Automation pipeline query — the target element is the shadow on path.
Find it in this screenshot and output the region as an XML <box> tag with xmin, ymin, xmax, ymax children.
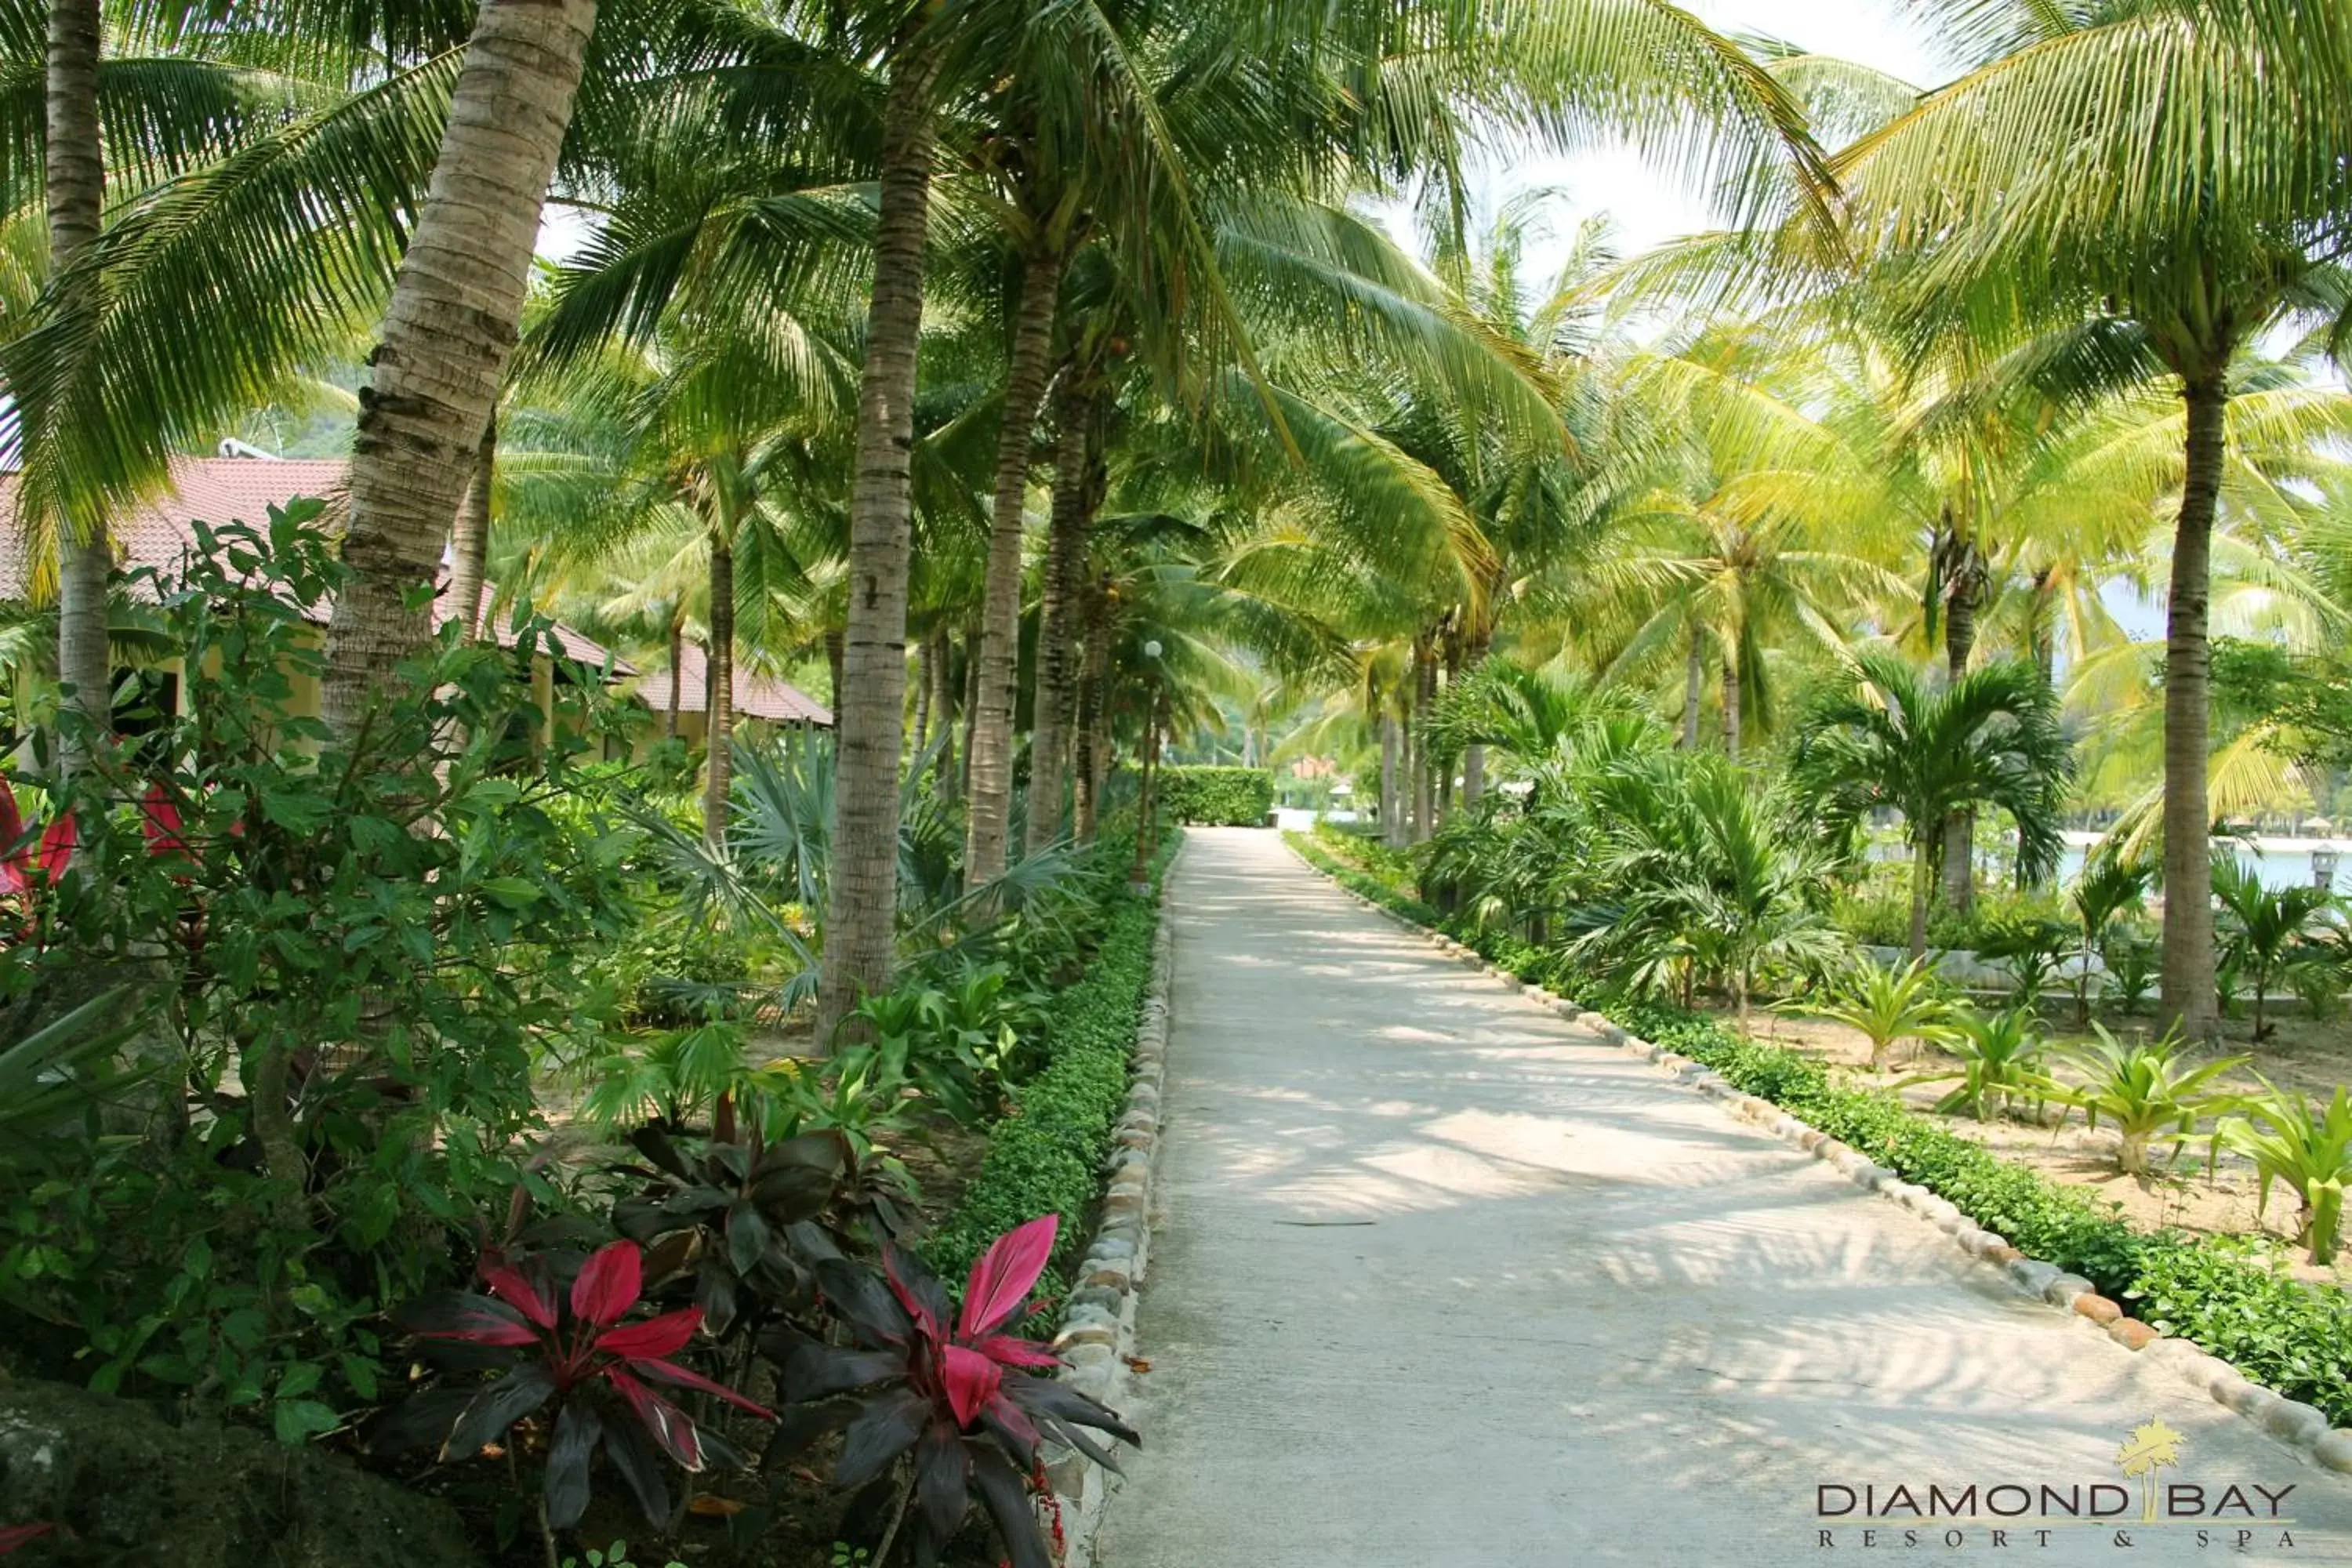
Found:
<box><xmin>1091</xmin><ymin>829</ymin><xmax>2349</xmax><ymax>1568</ymax></box>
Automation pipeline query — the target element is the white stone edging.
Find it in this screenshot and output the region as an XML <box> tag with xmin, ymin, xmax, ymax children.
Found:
<box><xmin>1284</xmin><ymin>842</ymin><xmax>2352</xmax><ymax>1477</ymax></box>
<box><xmin>1047</xmin><ymin>834</ymin><xmax>1181</xmax><ymax>1560</ymax></box>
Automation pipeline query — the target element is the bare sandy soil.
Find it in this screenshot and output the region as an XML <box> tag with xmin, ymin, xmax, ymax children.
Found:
<box><xmin>1731</xmin><ymin>1004</ymin><xmax>2352</xmax><ymax>1288</ymax></box>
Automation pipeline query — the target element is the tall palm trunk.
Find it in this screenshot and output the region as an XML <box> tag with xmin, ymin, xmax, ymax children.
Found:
<box><xmin>1380</xmin><ymin>712</ymin><xmax>1403</xmax><ymax>848</ymax></box>
<box><xmin>1941</xmin><ymin>551</ymin><xmax>1980</xmax><ymax>912</ymax></box>
<box><xmin>1025</xmin><ymin>385</ymin><xmax>1090</xmax><ymax>855</ymax></box>
<box><xmin>1680</xmin><ymin>626</ymin><xmax>1704</xmax><ymax>749</ymax></box>
<box><xmin>825</xmin><ymin>626</ymin><xmax>844</xmax><ymax>715</ymax></box>
<box><xmin>447</xmin><ymin>416</ymin><xmax>495</xmax><ymax>641</ymax></box>
<box><xmin>1721</xmin><ymin>650</ymin><xmax>1741</xmax><ymax>764</ymax></box>
<box><xmin>702</xmin><ymin>530</ymin><xmax>734</xmax><ymax>840</ymax></box>
<box><xmin>911</xmin><ymin>630</ymin><xmax>931</xmax><ymax>753</ymax></box>
<box><xmin>1460</xmin><ymin>630</ymin><xmax>1489</xmax><ymax>808</ymax></box>
<box><xmin>662</xmin><ymin>615</ymin><xmax>683</xmax><ymax>739</ymax></box>
<box><xmin>321</xmin><ymin>0</ymin><xmax>596</xmax><ymax>735</ymax></box>
<box><xmin>959</xmin><ymin>615</ymin><xmax>979</xmax><ymax>802</ymax></box>
<box><xmin>927</xmin><ymin>624</ymin><xmax>956</xmax><ymax>791</ymax></box>
<box><xmin>47</xmin><ymin>0</ymin><xmax>107</xmax><ymax>765</ymax></box>
<box><xmin>817</xmin><ymin>38</ymin><xmax>939</xmax><ymax>1043</ymax></box>
<box><xmin>1909</xmin><ymin>834</ymin><xmax>1933</xmax><ymax>962</ymax></box>
<box><xmin>2028</xmin><ymin>564</ymin><xmax>2058</xmax><ymax>688</ymax></box>
<box><xmin>2161</xmin><ymin>369</ymin><xmax>2229</xmax><ymax>1039</ymax></box>
<box><xmin>965</xmin><ymin>249</ymin><xmax>1067</xmax><ymax>887</ymax></box>
<box><xmin>1411</xmin><ymin>637</ymin><xmax>1436</xmax><ymax>844</ymax></box>
<box><xmin>1074</xmin><ymin>590</ymin><xmax>1108</xmax><ymax>844</ymax></box>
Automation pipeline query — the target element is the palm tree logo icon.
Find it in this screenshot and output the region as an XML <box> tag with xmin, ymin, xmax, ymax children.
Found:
<box><xmin>2116</xmin><ymin>1419</ymin><xmax>2187</xmax><ymax>1523</ymax></box>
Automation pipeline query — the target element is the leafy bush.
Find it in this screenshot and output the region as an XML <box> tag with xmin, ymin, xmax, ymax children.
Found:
<box><xmin>382</xmin><ymin>1240</ymin><xmax>774</xmax><ymax>1530</ymax></box>
<box><xmin>1154</xmin><ymin>766</ymin><xmax>1273</xmax><ymax>826</ymax></box>
<box><xmin>926</xmin><ymin>834</ymin><xmax>1176</xmax><ymax>1293</ymax></box>
<box><xmin>764</xmin><ymin>1216</ymin><xmax>1135</xmax><ymax>1567</ymax></box>
<box><xmin>2052</xmin><ymin>1025</ymin><xmax>2242</xmax><ymax>1177</ymax></box>
<box><xmin>1790</xmin><ymin>956</ymin><xmax>1956</xmax><ymax>1075</ymax></box>
<box><xmin>0</xmin><ymin>512</ymin><xmax>653</xmax><ymax>1433</ymax></box>
<box><xmin>1901</xmin><ymin>1007</ymin><xmax>2057</xmax><ymax>1120</ymax></box>
<box><xmin>2218</xmin><ymin>1083</ymin><xmax>2352</xmax><ymax>1265</ymax></box>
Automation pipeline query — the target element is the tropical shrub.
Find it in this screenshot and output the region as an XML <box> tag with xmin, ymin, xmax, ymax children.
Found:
<box><xmin>2069</xmin><ymin>857</ymin><xmax>2151</xmax><ymax>1025</ymax></box>
<box><xmin>2212</xmin><ymin>855</ymin><xmax>2337</xmax><ymax>1040</ymax></box>
<box><xmin>1153</xmin><ymin>766</ymin><xmax>1274</xmax><ymax>826</ymax></box>
<box><xmin>1570</xmin><ymin>753</ymin><xmax>1849</xmax><ymax>1022</ymax></box>
<box><xmin>2218</xmin><ymin>1083</ymin><xmax>2352</xmax><ymax>1265</ymax></box>
<box><xmin>1974</xmin><ymin>913</ymin><xmax>2079</xmax><ymax>1011</ymax></box>
<box><xmin>0</xmin><ymin>517</ymin><xmax>652</xmax><ymax>1431</ymax></box>
<box><xmin>1902</xmin><ymin>1007</ymin><xmax>2056</xmax><ymax>1121</ymax></box>
<box><xmin>1791</xmin><ymin>654</ymin><xmax>2071</xmax><ymax>957</ymax></box>
<box><xmin>764</xmin><ymin>1217</ymin><xmax>1137</xmax><ymax>1568</ymax></box>
<box><xmin>1792</xmin><ymin>956</ymin><xmax>1956</xmax><ymax>1075</ymax></box>
<box><xmin>608</xmin><ymin>1118</ymin><xmax>853</xmax><ymax>1340</ymax></box>
<box><xmin>2051</xmin><ymin>1025</ymin><xmax>2244</xmax><ymax>1177</ymax></box>
<box><xmin>383</xmin><ymin>1240</ymin><xmax>774</xmax><ymax>1529</ymax></box>
<box><xmin>2101</xmin><ymin>933</ymin><xmax>2159</xmax><ymax>1014</ymax></box>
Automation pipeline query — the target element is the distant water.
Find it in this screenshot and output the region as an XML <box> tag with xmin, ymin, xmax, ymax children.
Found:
<box><xmin>2057</xmin><ymin>832</ymin><xmax>2346</xmax><ymax>894</ymax></box>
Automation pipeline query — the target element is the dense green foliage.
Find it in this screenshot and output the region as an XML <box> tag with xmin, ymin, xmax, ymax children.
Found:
<box><xmin>1291</xmin><ymin>827</ymin><xmax>2352</xmax><ymax>1425</ymax></box>
<box><xmin>927</xmin><ymin>832</ymin><xmax>1175</xmax><ymax>1297</ymax></box>
<box><xmin>1154</xmin><ymin>767</ymin><xmax>1275</xmax><ymax>826</ymax></box>
<box><xmin>1</xmin><ymin>515</ymin><xmax>643</xmax><ymax>1436</ymax></box>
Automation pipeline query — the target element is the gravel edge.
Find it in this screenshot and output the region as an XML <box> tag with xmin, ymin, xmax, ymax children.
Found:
<box><xmin>1294</xmin><ymin>843</ymin><xmax>2352</xmax><ymax>1477</ymax></box>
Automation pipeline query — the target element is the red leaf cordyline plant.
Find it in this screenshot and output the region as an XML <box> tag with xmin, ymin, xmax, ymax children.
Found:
<box><xmin>764</xmin><ymin>1215</ymin><xmax>1137</xmax><ymax>1566</ymax></box>
<box><xmin>0</xmin><ymin>1523</ymin><xmax>54</xmax><ymax>1555</ymax></box>
<box><xmin>0</xmin><ymin>779</ymin><xmax>74</xmax><ymax>895</ymax></box>
<box><xmin>383</xmin><ymin>1240</ymin><xmax>774</xmax><ymax>1529</ymax></box>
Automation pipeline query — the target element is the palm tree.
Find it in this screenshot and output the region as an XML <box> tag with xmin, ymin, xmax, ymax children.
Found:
<box><xmin>1792</xmin><ymin>652</ymin><xmax>2074</xmax><ymax>960</ymax></box>
<box><xmin>2212</xmin><ymin>854</ymin><xmax>2336</xmax><ymax>1041</ymax></box>
<box><xmin>1573</xmin><ymin>753</ymin><xmax>1849</xmax><ymax>1025</ymax></box>
<box><xmin>1830</xmin><ymin>0</ymin><xmax>2352</xmax><ymax>1035</ymax></box>
<box><xmin>320</xmin><ymin>0</ymin><xmax>599</xmax><ymax>732</ymax></box>
<box><xmin>2070</xmin><ymin>855</ymin><xmax>2152</xmax><ymax>1027</ymax></box>
<box><xmin>44</xmin><ymin>0</ymin><xmax>105</xmax><ymax>760</ymax></box>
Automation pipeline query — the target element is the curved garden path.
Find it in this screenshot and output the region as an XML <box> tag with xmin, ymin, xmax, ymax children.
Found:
<box><xmin>1091</xmin><ymin>828</ymin><xmax>2350</xmax><ymax>1566</ymax></box>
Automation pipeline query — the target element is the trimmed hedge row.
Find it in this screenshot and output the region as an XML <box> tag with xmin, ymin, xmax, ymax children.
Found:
<box><xmin>927</xmin><ymin>835</ymin><xmax>1177</xmax><ymax>1298</ymax></box>
<box><xmin>1156</xmin><ymin>766</ymin><xmax>1273</xmax><ymax>826</ymax></box>
<box><xmin>1284</xmin><ymin>830</ymin><xmax>2352</xmax><ymax>1425</ymax></box>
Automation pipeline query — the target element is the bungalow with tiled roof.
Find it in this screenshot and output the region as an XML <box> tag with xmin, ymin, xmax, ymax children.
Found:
<box><xmin>632</xmin><ymin>641</ymin><xmax>833</xmax><ymax>749</ymax></box>
<box><xmin>0</xmin><ymin>452</ymin><xmax>631</xmax><ymax>739</ymax></box>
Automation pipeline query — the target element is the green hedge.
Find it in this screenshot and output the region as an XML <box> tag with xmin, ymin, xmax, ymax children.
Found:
<box><xmin>927</xmin><ymin>833</ymin><xmax>1178</xmax><ymax>1298</ymax></box>
<box><xmin>1156</xmin><ymin>767</ymin><xmax>1273</xmax><ymax>826</ymax></box>
<box><xmin>1288</xmin><ymin>831</ymin><xmax>2352</xmax><ymax>1425</ymax></box>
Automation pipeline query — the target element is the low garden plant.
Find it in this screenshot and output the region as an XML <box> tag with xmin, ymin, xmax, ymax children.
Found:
<box><xmin>2217</xmin><ymin>1083</ymin><xmax>2352</xmax><ymax>1265</ymax></box>
<box><xmin>1791</xmin><ymin>956</ymin><xmax>1956</xmax><ymax>1076</ymax></box>
<box><xmin>2051</xmin><ymin>1025</ymin><xmax>2244</xmax><ymax>1178</ymax></box>
<box><xmin>1900</xmin><ymin>1007</ymin><xmax>2057</xmax><ymax>1121</ymax></box>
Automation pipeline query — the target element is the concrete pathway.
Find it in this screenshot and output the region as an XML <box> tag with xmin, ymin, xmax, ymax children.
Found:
<box><xmin>1092</xmin><ymin>829</ymin><xmax>2352</xmax><ymax>1567</ymax></box>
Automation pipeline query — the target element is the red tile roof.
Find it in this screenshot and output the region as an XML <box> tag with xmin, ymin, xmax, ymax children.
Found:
<box><xmin>633</xmin><ymin>639</ymin><xmax>833</xmax><ymax>726</ymax></box>
<box><xmin>0</xmin><ymin>456</ymin><xmax>630</xmax><ymax>673</ymax></box>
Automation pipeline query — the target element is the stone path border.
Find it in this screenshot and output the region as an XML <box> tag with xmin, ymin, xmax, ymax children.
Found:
<box><xmin>1294</xmin><ymin>843</ymin><xmax>2352</xmax><ymax>1478</ymax></box>
<box><xmin>1045</xmin><ymin>835</ymin><xmax>1180</xmax><ymax>1559</ymax></box>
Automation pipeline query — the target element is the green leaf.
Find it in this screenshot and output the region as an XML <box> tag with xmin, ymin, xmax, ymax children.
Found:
<box><xmin>339</xmin><ymin>1354</ymin><xmax>379</xmax><ymax>1401</ymax></box>
<box><xmin>480</xmin><ymin>877</ymin><xmax>543</xmax><ymax>909</ymax></box>
<box><xmin>271</xmin><ymin>1398</ymin><xmax>340</xmax><ymax>1446</ymax></box>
